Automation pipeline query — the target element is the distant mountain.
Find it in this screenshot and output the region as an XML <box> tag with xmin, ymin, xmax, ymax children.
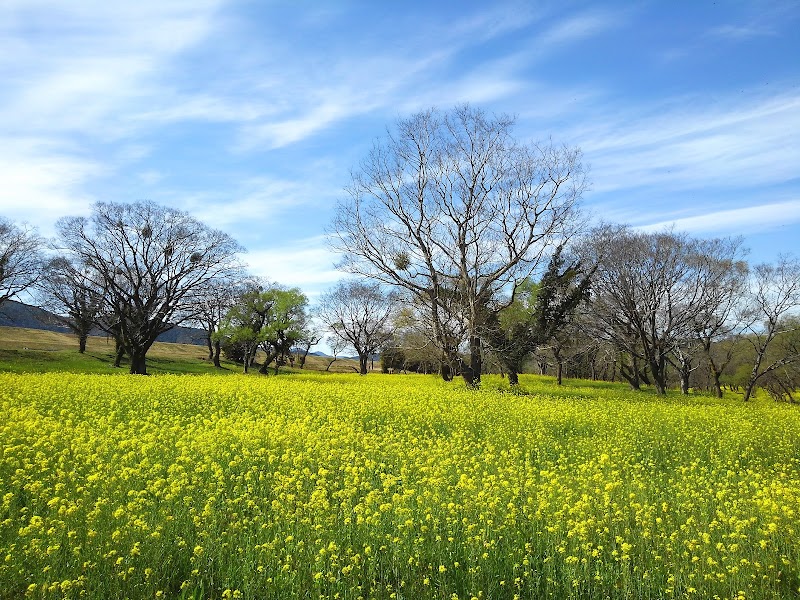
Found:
<box><xmin>307</xmin><ymin>350</ymin><xmax>377</xmax><ymax>361</ymax></box>
<box><xmin>309</xmin><ymin>351</ymin><xmax>358</xmax><ymax>359</ymax></box>
<box><xmin>0</xmin><ymin>300</ymin><xmax>70</xmax><ymax>333</ymax></box>
<box><xmin>0</xmin><ymin>300</ymin><xmax>207</xmax><ymax>346</ymax></box>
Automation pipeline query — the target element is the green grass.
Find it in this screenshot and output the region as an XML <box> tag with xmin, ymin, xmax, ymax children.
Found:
<box><xmin>0</xmin><ymin>326</ymin><xmax>361</xmax><ymax>375</ymax></box>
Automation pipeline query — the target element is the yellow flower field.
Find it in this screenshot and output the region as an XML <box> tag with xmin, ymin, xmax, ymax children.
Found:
<box><xmin>1</xmin><ymin>372</ymin><xmax>798</xmax><ymax>599</ymax></box>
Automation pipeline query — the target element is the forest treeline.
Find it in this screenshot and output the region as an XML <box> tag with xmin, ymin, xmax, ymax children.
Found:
<box><xmin>1</xmin><ymin>105</ymin><xmax>798</xmax><ymax>397</ymax></box>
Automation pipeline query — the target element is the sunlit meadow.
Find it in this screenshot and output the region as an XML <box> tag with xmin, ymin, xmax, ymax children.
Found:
<box><xmin>1</xmin><ymin>372</ymin><xmax>799</xmax><ymax>599</ymax></box>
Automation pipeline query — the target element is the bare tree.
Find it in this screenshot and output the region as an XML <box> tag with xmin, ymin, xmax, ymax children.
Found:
<box><xmin>741</xmin><ymin>256</ymin><xmax>800</xmax><ymax>401</ymax></box>
<box><xmin>317</xmin><ymin>280</ymin><xmax>395</xmax><ymax>375</ymax></box>
<box><xmin>381</xmin><ymin>301</ymin><xmax>447</xmax><ymax>375</ymax></box>
<box><xmin>586</xmin><ymin>227</ymin><xmax>742</xmax><ymax>395</ymax></box>
<box><xmin>292</xmin><ymin>326</ymin><xmax>323</xmax><ymax>369</ymax></box>
<box><xmin>757</xmin><ymin>317</ymin><xmax>800</xmax><ymax>402</ymax></box>
<box><xmin>686</xmin><ymin>238</ymin><xmax>749</xmax><ymax>397</ymax></box>
<box><xmin>190</xmin><ymin>276</ymin><xmax>247</xmax><ymax>368</ymax></box>
<box><xmin>36</xmin><ymin>257</ymin><xmax>104</xmax><ymax>353</ymax></box>
<box><xmin>56</xmin><ymin>201</ymin><xmax>243</xmax><ymax>374</ymax></box>
<box><xmin>331</xmin><ymin>105</ymin><xmax>586</xmax><ymax>386</ymax></box>
<box><xmin>323</xmin><ymin>337</ymin><xmax>347</xmax><ymax>372</ymax></box>
<box><xmin>0</xmin><ymin>218</ymin><xmax>44</xmax><ymax>308</ymax></box>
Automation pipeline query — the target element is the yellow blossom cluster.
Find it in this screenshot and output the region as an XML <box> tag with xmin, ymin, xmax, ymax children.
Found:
<box><xmin>1</xmin><ymin>372</ymin><xmax>798</xmax><ymax>599</ymax></box>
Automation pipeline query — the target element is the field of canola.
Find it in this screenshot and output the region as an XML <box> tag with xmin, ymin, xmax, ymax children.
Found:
<box><xmin>1</xmin><ymin>372</ymin><xmax>799</xmax><ymax>600</ymax></box>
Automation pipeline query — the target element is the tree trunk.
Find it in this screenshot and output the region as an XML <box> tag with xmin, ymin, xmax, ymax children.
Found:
<box><xmin>619</xmin><ymin>354</ymin><xmax>640</xmax><ymax>390</ymax></box>
<box><xmin>359</xmin><ymin>353</ymin><xmax>368</xmax><ymax>375</ymax></box>
<box><xmin>469</xmin><ymin>335</ymin><xmax>482</xmax><ymax>384</ymax></box>
<box><xmin>711</xmin><ymin>371</ymin><xmax>722</xmax><ymax>398</ymax></box>
<box><xmin>129</xmin><ymin>349</ymin><xmax>148</xmax><ymax>375</ymax></box>
<box><xmin>647</xmin><ymin>354</ymin><xmax>668</xmax><ymax>395</ymax></box>
<box><xmin>206</xmin><ymin>335</ymin><xmax>214</xmax><ymax>361</ymax></box>
<box><xmin>508</xmin><ymin>370</ymin><xmax>519</xmax><ymax>386</ymax></box>
<box><xmin>78</xmin><ymin>334</ymin><xmax>88</xmax><ymax>354</ymax></box>
<box><xmin>553</xmin><ymin>347</ymin><xmax>563</xmax><ymax>386</ymax></box>
<box><xmin>213</xmin><ymin>340</ymin><xmax>222</xmax><ymax>368</ymax></box>
<box><xmin>679</xmin><ymin>370</ymin><xmax>690</xmax><ymax>395</ymax></box>
<box><xmin>706</xmin><ymin>355</ymin><xmax>723</xmax><ymax>398</ymax></box>
<box><xmin>114</xmin><ymin>342</ymin><xmax>125</xmax><ymax>368</ymax></box>
<box><xmin>743</xmin><ymin>349</ymin><xmax>768</xmax><ymax>401</ymax></box>
<box><xmin>459</xmin><ymin>358</ymin><xmax>479</xmax><ymax>388</ymax></box>
<box><xmin>259</xmin><ymin>351</ymin><xmax>277</xmax><ymax>375</ymax></box>
<box><xmin>243</xmin><ymin>348</ymin><xmax>251</xmax><ymax>374</ymax></box>
<box><xmin>440</xmin><ymin>361</ymin><xmax>453</xmax><ymax>381</ymax></box>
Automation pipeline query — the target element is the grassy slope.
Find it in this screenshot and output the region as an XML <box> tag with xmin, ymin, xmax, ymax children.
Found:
<box><xmin>0</xmin><ymin>326</ymin><xmax>362</xmax><ymax>375</ymax></box>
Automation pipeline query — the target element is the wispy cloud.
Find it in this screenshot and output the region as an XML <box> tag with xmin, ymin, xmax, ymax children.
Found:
<box><xmin>535</xmin><ymin>10</ymin><xmax>622</xmax><ymax>49</ymax></box>
<box><xmin>569</xmin><ymin>90</ymin><xmax>800</xmax><ymax>194</ymax></box>
<box><xmin>236</xmin><ymin>7</ymin><xmax>621</xmax><ymax>150</ymax></box>
<box><xmin>0</xmin><ymin>0</ymin><xmax>228</xmax><ymax>227</ymax></box>
<box><xmin>0</xmin><ymin>1</ymin><xmax>224</xmax><ymax>137</ymax></box>
<box><xmin>174</xmin><ymin>176</ymin><xmax>332</xmax><ymax>232</ymax></box>
<box><xmin>637</xmin><ymin>199</ymin><xmax>800</xmax><ymax>235</ymax></box>
<box><xmin>708</xmin><ymin>24</ymin><xmax>776</xmax><ymax>40</ymax></box>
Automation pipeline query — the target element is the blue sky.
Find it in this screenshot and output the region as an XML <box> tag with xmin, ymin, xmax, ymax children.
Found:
<box><xmin>2</xmin><ymin>0</ymin><xmax>799</xmax><ymax>300</ymax></box>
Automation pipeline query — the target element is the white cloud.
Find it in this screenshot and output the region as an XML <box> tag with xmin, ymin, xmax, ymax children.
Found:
<box><xmin>245</xmin><ymin>239</ymin><xmax>342</xmax><ymax>295</ymax></box>
<box><xmin>138</xmin><ymin>170</ymin><xmax>163</xmax><ymax>186</ymax></box>
<box><xmin>0</xmin><ymin>0</ymin><xmax>230</xmax><ymax>232</ymax></box>
<box><xmin>243</xmin><ymin>101</ymin><xmax>358</xmax><ymax>151</ymax></box>
<box><xmin>0</xmin><ymin>1</ymin><xmax>225</xmax><ymax>136</ymax></box>
<box><xmin>0</xmin><ymin>138</ymin><xmax>100</xmax><ymax>234</ymax></box>
<box><xmin>235</xmin><ymin>7</ymin><xmax>621</xmax><ymax>150</ymax></box>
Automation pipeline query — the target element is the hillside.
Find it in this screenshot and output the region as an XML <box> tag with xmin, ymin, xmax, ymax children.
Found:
<box><xmin>0</xmin><ymin>325</ymin><xmax>363</xmax><ymax>374</ymax></box>
<box><xmin>0</xmin><ymin>300</ymin><xmax>207</xmax><ymax>345</ymax></box>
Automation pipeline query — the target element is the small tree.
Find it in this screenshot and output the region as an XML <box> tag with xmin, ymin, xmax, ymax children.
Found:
<box><xmin>293</xmin><ymin>326</ymin><xmax>323</xmax><ymax>369</ymax></box>
<box><xmin>216</xmin><ymin>286</ymin><xmax>273</xmax><ymax>374</ymax></box>
<box><xmin>216</xmin><ymin>283</ymin><xmax>308</xmax><ymax>374</ymax></box>
<box><xmin>317</xmin><ymin>280</ymin><xmax>395</xmax><ymax>375</ymax></box>
<box><xmin>37</xmin><ymin>257</ymin><xmax>104</xmax><ymax>353</ymax></box>
<box><xmin>485</xmin><ymin>247</ymin><xmax>593</xmax><ymax>385</ymax></box>
<box><xmin>257</xmin><ymin>287</ymin><xmax>308</xmax><ymax>375</ymax></box>
<box><xmin>757</xmin><ymin>318</ymin><xmax>800</xmax><ymax>402</ymax></box>
<box><xmin>323</xmin><ymin>337</ymin><xmax>347</xmax><ymax>372</ymax></box>
<box><xmin>0</xmin><ymin>217</ymin><xmax>44</xmax><ymax>308</ymax></box>
<box><xmin>190</xmin><ymin>276</ymin><xmax>247</xmax><ymax>368</ymax></box>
